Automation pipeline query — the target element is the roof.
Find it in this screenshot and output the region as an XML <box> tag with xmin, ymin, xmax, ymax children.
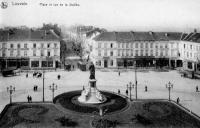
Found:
<box><xmin>94</xmin><ymin>31</ymin><xmax>183</xmax><ymax>42</ymax></box>
<box><xmin>0</xmin><ymin>29</ymin><xmax>59</xmax><ymax>42</ymax></box>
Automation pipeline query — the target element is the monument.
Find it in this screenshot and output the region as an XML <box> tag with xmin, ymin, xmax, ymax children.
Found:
<box><xmin>78</xmin><ymin>62</ymin><xmax>106</xmax><ymax>104</ymax></box>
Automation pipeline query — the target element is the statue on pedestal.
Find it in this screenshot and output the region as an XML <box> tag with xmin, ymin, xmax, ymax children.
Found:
<box><xmin>89</xmin><ymin>62</ymin><xmax>95</xmax><ymax>79</ymax></box>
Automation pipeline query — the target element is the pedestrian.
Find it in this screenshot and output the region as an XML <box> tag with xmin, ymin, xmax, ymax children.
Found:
<box><xmin>177</xmin><ymin>97</ymin><xmax>180</xmax><ymax>104</ymax></box>
<box><xmin>57</xmin><ymin>74</ymin><xmax>61</xmax><ymax>80</ymax></box>
<box><xmin>26</xmin><ymin>73</ymin><xmax>28</xmax><ymax>78</ymax></box>
<box><xmin>126</xmin><ymin>89</ymin><xmax>128</xmax><ymax>96</ymax></box>
<box><xmin>27</xmin><ymin>95</ymin><xmax>30</xmax><ymax>103</ymax></box>
<box><xmin>145</xmin><ymin>86</ymin><xmax>148</xmax><ymax>92</ymax></box>
<box><xmin>118</xmin><ymin>71</ymin><xmax>120</xmax><ymax>76</ymax></box>
<box><xmin>196</xmin><ymin>86</ymin><xmax>198</xmax><ymax>92</ymax></box>
<box><xmin>83</xmin><ymin>86</ymin><xmax>85</xmax><ymax>90</ymax></box>
<box><xmin>30</xmin><ymin>96</ymin><xmax>32</xmax><ymax>102</ymax></box>
<box><xmin>118</xmin><ymin>89</ymin><xmax>120</xmax><ymax>94</ymax></box>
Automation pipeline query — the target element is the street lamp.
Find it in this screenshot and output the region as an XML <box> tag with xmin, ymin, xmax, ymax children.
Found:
<box><xmin>166</xmin><ymin>81</ymin><xmax>173</xmax><ymax>101</ymax></box>
<box><xmin>7</xmin><ymin>85</ymin><xmax>15</xmax><ymax>104</ymax></box>
<box><xmin>134</xmin><ymin>61</ymin><xmax>138</xmax><ymax>100</ymax></box>
<box><xmin>49</xmin><ymin>83</ymin><xmax>57</xmax><ymax>102</ymax></box>
<box><xmin>127</xmin><ymin>82</ymin><xmax>134</xmax><ymax>101</ymax></box>
<box><xmin>42</xmin><ymin>69</ymin><xmax>45</xmax><ymax>102</ymax></box>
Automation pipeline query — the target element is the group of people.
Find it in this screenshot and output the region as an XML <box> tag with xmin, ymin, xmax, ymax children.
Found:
<box><xmin>33</xmin><ymin>85</ymin><xmax>38</xmax><ymax>91</ymax></box>
<box><xmin>27</xmin><ymin>95</ymin><xmax>32</xmax><ymax>103</ymax></box>
<box><xmin>33</xmin><ymin>71</ymin><xmax>42</xmax><ymax>78</ymax></box>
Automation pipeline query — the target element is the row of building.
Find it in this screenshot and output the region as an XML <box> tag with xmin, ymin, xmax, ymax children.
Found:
<box><xmin>0</xmin><ymin>28</ymin><xmax>60</xmax><ymax>70</ymax></box>
<box><xmin>89</xmin><ymin>31</ymin><xmax>200</xmax><ymax>73</ymax></box>
<box><xmin>0</xmin><ymin>27</ymin><xmax>200</xmax><ymax>74</ymax></box>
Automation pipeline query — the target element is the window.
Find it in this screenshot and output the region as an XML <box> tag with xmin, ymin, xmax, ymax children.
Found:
<box><xmin>126</xmin><ymin>50</ymin><xmax>129</xmax><ymax>56</ymax></box>
<box><xmin>47</xmin><ymin>43</ymin><xmax>50</xmax><ymax>48</ymax></box>
<box><xmin>41</xmin><ymin>43</ymin><xmax>44</xmax><ymax>48</ymax></box>
<box><xmin>145</xmin><ymin>50</ymin><xmax>148</xmax><ymax>56</ymax></box>
<box><xmin>98</xmin><ymin>43</ymin><xmax>101</xmax><ymax>48</ymax></box>
<box><xmin>145</xmin><ymin>43</ymin><xmax>148</xmax><ymax>48</ymax></box>
<box><xmin>17</xmin><ymin>44</ymin><xmax>20</xmax><ymax>48</ymax></box>
<box><xmin>24</xmin><ymin>44</ymin><xmax>27</xmax><ymax>49</ymax></box>
<box><xmin>131</xmin><ymin>43</ymin><xmax>133</xmax><ymax>48</ymax></box>
<box><xmin>156</xmin><ymin>50</ymin><xmax>158</xmax><ymax>56</ymax></box>
<box><xmin>33</xmin><ymin>50</ymin><xmax>36</xmax><ymax>56</ymax></box>
<box><xmin>118</xmin><ymin>43</ymin><xmax>120</xmax><ymax>48</ymax></box>
<box><xmin>10</xmin><ymin>44</ymin><xmax>13</xmax><ymax>48</ymax></box>
<box><xmin>131</xmin><ymin>50</ymin><xmax>133</xmax><ymax>56</ymax></box>
<box><xmin>104</xmin><ymin>50</ymin><xmax>107</xmax><ymax>56</ymax></box>
<box><xmin>135</xmin><ymin>43</ymin><xmax>138</xmax><ymax>48</ymax></box>
<box><xmin>140</xmin><ymin>43</ymin><xmax>143</xmax><ymax>48</ymax></box>
<box><xmin>42</xmin><ymin>61</ymin><xmax>47</xmax><ymax>67</ymax></box>
<box><xmin>165</xmin><ymin>44</ymin><xmax>168</xmax><ymax>48</ymax></box>
<box><xmin>54</xmin><ymin>43</ymin><xmax>57</xmax><ymax>48</ymax></box>
<box><xmin>151</xmin><ymin>50</ymin><xmax>153</xmax><ymax>56</ymax></box>
<box><xmin>135</xmin><ymin>50</ymin><xmax>138</xmax><ymax>56</ymax></box>
<box><xmin>110</xmin><ymin>43</ymin><xmax>113</xmax><ymax>48</ymax></box>
<box><xmin>98</xmin><ymin>50</ymin><xmax>101</xmax><ymax>56</ymax></box>
<box><xmin>155</xmin><ymin>44</ymin><xmax>158</xmax><ymax>49</ymax></box>
<box><xmin>110</xmin><ymin>51</ymin><xmax>113</xmax><ymax>56</ymax></box>
<box><xmin>188</xmin><ymin>62</ymin><xmax>192</xmax><ymax>69</ymax></box>
<box><xmin>118</xmin><ymin>50</ymin><xmax>120</xmax><ymax>56</ymax></box>
<box><xmin>96</xmin><ymin>60</ymin><xmax>101</xmax><ymax>66</ymax></box>
<box><xmin>48</xmin><ymin>61</ymin><xmax>53</xmax><ymax>67</ymax></box>
<box><xmin>41</xmin><ymin>50</ymin><xmax>44</xmax><ymax>56</ymax></box>
<box><xmin>190</xmin><ymin>53</ymin><xmax>192</xmax><ymax>58</ymax></box>
<box><xmin>110</xmin><ymin>60</ymin><xmax>113</xmax><ymax>66</ymax></box>
<box><xmin>33</xmin><ymin>43</ymin><xmax>36</xmax><ymax>48</ymax></box>
<box><xmin>122</xmin><ymin>50</ymin><xmax>124</xmax><ymax>56</ymax></box>
<box><xmin>184</xmin><ymin>44</ymin><xmax>186</xmax><ymax>49</ymax></box>
<box><xmin>150</xmin><ymin>43</ymin><xmax>153</xmax><ymax>48</ymax></box>
<box><xmin>126</xmin><ymin>43</ymin><xmax>129</xmax><ymax>48</ymax></box>
<box><xmin>31</xmin><ymin>61</ymin><xmax>39</xmax><ymax>67</ymax></box>
<box><xmin>141</xmin><ymin>50</ymin><xmax>143</xmax><ymax>56</ymax></box>
<box><xmin>190</xmin><ymin>45</ymin><xmax>192</xmax><ymax>49</ymax></box>
<box><xmin>165</xmin><ymin>50</ymin><xmax>168</xmax><ymax>56</ymax></box>
<box><xmin>160</xmin><ymin>51</ymin><xmax>163</xmax><ymax>56</ymax></box>
<box><xmin>17</xmin><ymin>50</ymin><xmax>20</xmax><ymax>56</ymax></box>
<box><xmin>48</xmin><ymin>51</ymin><xmax>51</xmax><ymax>57</ymax></box>
<box><xmin>24</xmin><ymin>51</ymin><xmax>27</xmax><ymax>56</ymax></box>
<box><xmin>10</xmin><ymin>50</ymin><xmax>13</xmax><ymax>56</ymax></box>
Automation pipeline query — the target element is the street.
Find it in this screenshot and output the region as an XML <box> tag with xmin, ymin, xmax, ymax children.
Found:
<box><xmin>0</xmin><ymin>69</ymin><xmax>200</xmax><ymax>115</ymax></box>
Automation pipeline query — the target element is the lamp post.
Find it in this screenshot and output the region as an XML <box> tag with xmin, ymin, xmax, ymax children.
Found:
<box><xmin>7</xmin><ymin>85</ymin><xmax>15</xmax><ymax>104</ymax></box>
<box><xmin>135</xmin><ymin>61</ymin><xmax>138</xmax><ymax>100</ymax></box>
<box><xmin>49</xmin><ymin>83</ymin><xmax>57</xmax><ymax>101</ymax></box>
<box><xmin>166</xmin><ymin>81</ymin><xmax>173</xmax><ymax>101</ymax></box>
<box><xmin>42</xmin><ymin>69</ymin><xmax>45</xmax><ymax>102</ymax></box>
<box><xmin>127</xmin><ymin>82</ymin><xmax>134</xmax><ymax>101</ymax></box>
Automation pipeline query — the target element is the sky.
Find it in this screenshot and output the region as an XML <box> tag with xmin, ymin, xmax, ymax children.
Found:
<box><xmin>1</xmin><ymin>0</ymin><xmax>200</xmax><ymax>32</ymax></box>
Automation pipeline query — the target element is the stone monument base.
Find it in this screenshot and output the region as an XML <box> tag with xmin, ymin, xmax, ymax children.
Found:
<box><xmin>78</xmin><ymin>79</ymin><xmax>107</xmax><ymax>104</ymax></box>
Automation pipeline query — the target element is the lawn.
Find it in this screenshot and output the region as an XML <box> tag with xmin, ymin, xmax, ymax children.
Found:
<box><xmin>0</xmin><ymin>99</ymin><xmax>200</xmax><ymax>128</ymax></box>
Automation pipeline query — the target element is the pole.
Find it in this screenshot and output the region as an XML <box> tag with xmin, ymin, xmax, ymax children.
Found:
<box><xmin>135</xmin><ymin>62</ymin><xmax>137</xmax><ymax>100</ymax></box>
<box><xmin>129</xmin><ymin>86</ymin><xmax>131</xmax><ymax>101</ymax></box>
<box><xmin>169</xmin><ymin>87</ymin><xmax>170</xmax><ymax>101</ymax></box>
<box><xmin>10</xmin><ymin>90</ymin><xmax>12</xmax><ymax>103</ymax></box>
<box><xmin>52</xmin><ymin>87</ymin><xmax>54</xmax><ymax>101</ymax></box>
<box><xmin>43</xmin><ymin>70</ymin><xmax>45</xmax><ymax>102</ymax></box>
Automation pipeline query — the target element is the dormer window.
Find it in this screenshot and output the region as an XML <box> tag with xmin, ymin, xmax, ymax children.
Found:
<box><xmin>110</xmin><ymin>43</ymin><xmax>113</xmax><ymax>48</ymax></box>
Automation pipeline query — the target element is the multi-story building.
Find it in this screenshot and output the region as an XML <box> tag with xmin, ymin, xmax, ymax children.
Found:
<box><xmin>0</xmin><ymin>29</ymin><xmax>60</xmax><ymax>70</ymax></box>
<box><xmin>90</xmin><ymin>31</ymin><xmax>200</xmax><ymax>73</ymax></box>
<box><xmin>90</xmin><ymin>32</ymin><xmax>182</xmax><ymax>68</ymax></box>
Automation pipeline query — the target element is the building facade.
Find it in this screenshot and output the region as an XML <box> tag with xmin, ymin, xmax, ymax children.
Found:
<box><xmin>0</xmin><ymin>29</ymin><xmax>60</xmax><ymax>70</ymax></box>
<box><xmin>90</xmin><ymin>32</ymin><xmax>182</xmax><ymax>69</ymax></box>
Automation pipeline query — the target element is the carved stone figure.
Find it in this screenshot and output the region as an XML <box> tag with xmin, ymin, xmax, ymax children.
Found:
<box><xmin>89</xmin><ymin>62</ymin><xmax>95</xmax><ymax>79</ymax></box>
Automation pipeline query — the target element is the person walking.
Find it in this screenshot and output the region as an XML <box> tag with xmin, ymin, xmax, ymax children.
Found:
<box><xmin>196</xmin><ymin>86</ymin><xmax>198</xmax><ymax>92</ymax></box>
<box><xmin>145</xmin><ymin>86</ymin><xmax>148</xmax><ymax>92</ymax></box>
<box><xmin>26</xmin><ymin>73</ymin><xmax>28</xmax><ymax>78</ymax></box>
<box><xmin>27</xmin><ymin>95</ymin><xmax>30</xmax><ymax>103</ymax></box>
<box><xmin>125</xmin><ymin>89</ymin><xmax>128</xmax><ymax>96</ymax></box>
<box><xmin>118</xmin><ymin>89</ymin><xmax>120</xmax><ymax>94</ymax></box>
<box><xmin>118</xmin><ymin>71</ymin><xmax>120</xmax><ymax>76</ymax></box>
<box><xmin>177</xmin><ymin>97</ymin><xmax>180</xmax><ymax>104</ymax></box>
